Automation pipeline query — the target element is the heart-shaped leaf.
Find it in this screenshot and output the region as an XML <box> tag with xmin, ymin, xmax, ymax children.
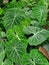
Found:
<box><xmin>3</xmin><ymin>8</ymin><xmax>26</xmax><ymax>30</ymax></box>
<box><xmin>23</xmin><ymin>26</ymin><xmax>49</xmax><ymax>45</ymax></box>
<box><xmin>5</xmin><ymin>30</ymin><xmax>26</xmax><ymax>64</ymax></box>
<box><xmin>28</xmin><ymin>29</ymin><xmax>49</xmax><ymax>45</ymax></box>
<box><xmin>22</xmin><ymin>49</ymin><xmax>48</xmax><ymax>65</ymax></box>
<box><xmin>30</xmin><ymin>0</ymin><xmax>48</xmax><ymax>25</ymax></box>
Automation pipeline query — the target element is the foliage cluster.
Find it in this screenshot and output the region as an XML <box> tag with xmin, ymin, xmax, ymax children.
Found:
<box><xmin>0</xmin><ymin>0</ymin><xmax>49</xmax><ymax>65</ymax></box>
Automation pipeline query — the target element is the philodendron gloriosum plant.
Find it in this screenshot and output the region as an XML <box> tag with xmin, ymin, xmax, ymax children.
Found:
<box><xmin>0</xmin><ymin>0</ymin><xmax>49</xmax><ymax>65</ymax></box>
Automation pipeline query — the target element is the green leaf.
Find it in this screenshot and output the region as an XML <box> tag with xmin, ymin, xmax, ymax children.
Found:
<box><xmin>22</xmin><ymin>49</ymin><xmax>48</xmax><ymax>65</ymax></box>
<box><xmin>3</xmin><ymin>59</ymin><xmax>13</xmax><ymax>65</ymax></box>
<box><xmin>0</xmin><ymin>42</ymin><xmax>5</xmax><ymax>65</ymax></box>
<box><xmin>3</xmin><ymin>8</ymin><xmax>26</xmax><ymax>30</ymax></box>
<box><xmin>30</xmin><ymin>49</ymin><xmax>48</xmax><ymax>65</ymax></box>
<box><xmin>5</xmin><ymin>39</ymin><xmax>26</xmax><ymax>64</ymax></box>
<box><xmin>31</xmin><ymin>0</ymin><xmax>48</xmax><ymax>25</ymax></box>
<box><xmin>23</xmin><ymin>25</ymin><xmax>49</xmax><ymax>45</ymax></box>
<box><xmin>0</xmin><ymin>51</ymin><xmax>5</xmax><ymax>65</ymax></box>
<box><xmin>21</xmin><ymin>0</ymin><xmax>39</xmax><ymax>7</ymax></box>
<box><xmin>0</xmin><ymin>28</ymin><xmax>2</xmax><ymax>38</ymax></box>
<box><xmin>0</xmin><ymin>8</ymin><xmax>3</xmax><ymax>15</ymax></box>
<box><xmin>3</xmin><ymin>0</ymin><xmax>17</xmax><ymax>10</ymax></box>
<box><xmin>12</xmin><ymin>0</ymin><xmax>16</xmax><ymax>3</ymax></box>
<box><xmin>6</xmin><ymin>26</ymin><xmax>28</xmax><ymax>48</ymax></box>
<box><xmin>0</xmin><ymin>0</ymin><xmax>49</xmax><ymax>64</ymax></box>
<box><xmin>23</xmin><ymin>26</ymin><xmax>41</xmax><ymax>35</ymax></box>
<box><xmin>20</xmin><ymin>18</ymin><xmax>31</xmax><ymax>27</ymax></box>
<box><xmin>31</xmin><ymin>20</ymin><xmax>39</xmax><ymax>26</ymax></box>
<box><xmin>28</xmin><ymin>29</ymin><xmax>49</xmax><ymax>45</ymax></box>
<box><xmin>22</xmin><ymin>53</ymin><xmax>31</xmax><ymax>65</ymax></box>
<box><xmin>13</xmin><ymin>25</ymin><xmax>28</xmax><ymax>48</ymax></box>
<box><xmin>6</xmin><ymin>30</ymin><xmax>26</xmax><ymax>64</ymax></box>
<box><xmin>43</xmin><ymin>42</ymin><xmax>49</xmax><ymax>55</ymax></box>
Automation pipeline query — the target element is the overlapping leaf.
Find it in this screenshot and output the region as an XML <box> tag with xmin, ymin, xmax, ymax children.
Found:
<box><xmin>30</xmin><ymin>0</ymin><xmax>48</xmax><ymax>25</ymax></box>
<box><xmin>43</xmin><ymin>42</ymin><xmax>49</xmax><ymax>55</ymax></box>
<box><xmin>23</xmin><ymin>26</ymin><xmax>49</xmax><ymax>45</ymax></box>
<box><xmin>31</xmin><ymin>20</ymin><xmax>39</xmax><ymax>26</ymax></box>
<box><xmin>28</xmin><ymin>29</ymin><xmax>49</xmax><ymax>45</ymax></box>
<box><xmin>28</xmin><ymin>30</ymin><xmax>49</xmax><ymax>45</ymax></box>
<box><xmin>0</xmin><ymin>0</ymin><xmax>49</xmax><ymax>65</ymax></box>
<box><xmin>23</xmin><ymin>26</ymin><xmax>41</xmax><ymax>35</ymax></box>
<box><xmin>0</xmin><ymin>42</ymin><xmax>5</xmax><ymax>65</ymax></box>
<box><xmin>0</xmin><ymin>51</ymin><xmax>5</xmax><ymax>65</ymax></box>
<box><xmin>3</xmin><ymin>8</ymin><xmax>26</xmax><ymax>30</ymax></box>
<box><xmin>5</xmin><ymin>30</ymin><xmax>26</xmax><ymax>64</ymax></box>
<box><xmin>22</xmin><ymin>49</ymin><xmax>48</xmax><ymax>65</ymax></box>
<box><xmin>13</xmin><ymin>25</ymin><xmax>28</xmax><ymax>48</ymax></box>
<box><xmin>3</xmin><ymin>59</ymin><xmax>13</xmax><ymax>65</ymax></box>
